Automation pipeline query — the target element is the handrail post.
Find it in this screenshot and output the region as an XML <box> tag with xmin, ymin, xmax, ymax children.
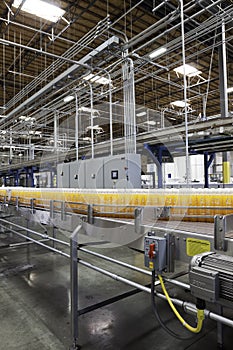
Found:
<box><xmin>70</xmin><ymin>224</ymin><xmax>82</xmax><ymax>350</ymax></box>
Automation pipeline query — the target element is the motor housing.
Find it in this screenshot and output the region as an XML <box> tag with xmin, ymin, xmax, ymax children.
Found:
<box><xmin>190</xmin><ymin>252</ymin><xmax>233</xmax><ymax>306</ymax></box>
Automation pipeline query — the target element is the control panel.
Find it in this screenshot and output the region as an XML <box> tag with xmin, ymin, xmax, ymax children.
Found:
<box><xmin>144</xmin><ymin>233</ymin><xmax>167</xmax><ymax>272</ymax></box>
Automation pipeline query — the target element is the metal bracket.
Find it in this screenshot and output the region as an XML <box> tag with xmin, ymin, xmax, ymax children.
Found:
<box><xmin>50</xmin><ymin>200</ymin><xmax>54</xmax><ymax>219</ymax></box>
<box><xmin>214</xmin><ymin>214</ymin><xmax>232</xmax><ymax>251</ymax></box>
<box><xmin>87</xmin><ymin>204</ymin><xmax>94</xmax><ymax>224</ymax></box>
<box><xmin>165</xmin><ymin>233</ymin><xmax>175</xmax><ymax>273</ymax></box>
<box><xmin>15</xmin><ymin>196</ymin><xmax>19</xmax><ymax>211</ymax></box>
<box><xmin>134</xmin><ymin>207</ymin><xmax>143</xmax><ymax>234</ymax></box>
<box><xmin>160</xmin><ymin>206</ymin><xmax>170</xmax><ymax>219</ymax></box>
<box><xmin>30</xmin><ymin>198</ymin><xmax>35</xmax><ymax>214</ymax></box>
<box><xmin>61</xmin><ymin>201</ymin><xmax>66</xmax><ymax>221</ymax></box>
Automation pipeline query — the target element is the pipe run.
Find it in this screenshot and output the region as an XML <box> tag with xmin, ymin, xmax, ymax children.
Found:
<box><xmin>0</xmin><ymin>223</ymin><xmax>69</xmax><ymax>258</ymax></box>
<box><xmin>2</xmin><ymin>217</ymin><xmax>231</xmax><ymax>329</ymax></box>
<box><xmin>79</xmin><ymin>246</ymin><xmax>191</xmax><ymax>291</ymax></box>
<box><xmin>0</xmin><ymin>38</ymin><xmax>91</xmax><ymax>70</ymax></box>
<box><xmin>0</xmin><ymin>218</ymin><xmax>69</xmax><ymax>247</ymax></box>
<box><xmin>78</xmin><ymin>258</ymin><xmax>233</xmax><ymax>329</ymax></box>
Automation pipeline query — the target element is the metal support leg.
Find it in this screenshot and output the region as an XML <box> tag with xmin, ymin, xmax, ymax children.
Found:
<box><xmin>26</xmin><ymin>218</ymin><xmax>31</xmax><ymax>264</ymax></box>
<box><xmin>144</xmin><ymin>143</ymin><xmax>163</xmax><ymax>188</ymax></box>
<box><xmin>87</xmin><ymin>204</ymin><xmax>94</xmax><ymax>224</ymax></box>
<box><xmin>217</xmin><ymin>305</ymin><xmax>224</xmax><ymax>349</ymax></box>
<box><xmin>70</xmin><ymin>224</ymin><xmax>82</xmax><ymax>350</ymax></box>
<box><xmin>134</xmin><ymin>207</ymin><xmax>143</xmax><ymax>234</ymax></box>
<box><xmin>204</xmin><ymin>152</ymin><xmax>215</xmax><ymax>188</ymax></box>
<box><xmin>52</xmin><ymin>225</ymin><xmax>56</xmax><ymax>249</ymax></box>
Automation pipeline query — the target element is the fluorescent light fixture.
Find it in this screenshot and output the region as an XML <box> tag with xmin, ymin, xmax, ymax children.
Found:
<box><xmin>174</xmin><ymin>64</ymin><xmax>201</xmax><ymax>77</ymax></box>
<box><xmin>136</xmin><ymin>111</ymin><xmax>147</xmax><ymax>117</ymax></box>
<box><xmin>83</xmin><ymin>73</ymin><xmax>111</xmax><ymax>85</ymax></box>
<box><xmin>86</xmin><ymin>125</ymin><xmax>103</xmax><ymax>131</ymax></box>
<box><xmin>145</xmin><ymin>120</ymin><xmax>156</xmax><ymax>125</ymax></box>
<box><xmin>79</xmin><ymin>106</ymin><xmax>99</xmax><ymax>115</ymax></box>
<box><xmin>19</xmin><ymin>115</ymin><xmax>35</xmax><ymax>122</ymax></box>
<box><xmin>170</xmin><ymin>100</ymin><xmax>190</xmax><ymax>108</ymax></box>
<box><xmin>227</xmin><ymin>87</ymin><xmax>233</xmax><ymax>93</ymax></box>
<box><xmin>12</xmin><ymin>0</ymin><xmax>65</xmax><ymax>23</ymax></box>
<box><xmin>149</xmin><ymin>47</ymin><xmax>167</xmax><ymax>59</ymax></box>
<box><xmin>63</xmin><ymin>95</ymin><xmax>74</xmax><ymax>103</ymax></box>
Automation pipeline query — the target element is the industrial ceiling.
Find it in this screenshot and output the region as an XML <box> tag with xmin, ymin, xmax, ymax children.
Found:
<box><xmin>0</xmin><ymin>0</ymin><xmax>233</xmax><ymax>169</ymax></box>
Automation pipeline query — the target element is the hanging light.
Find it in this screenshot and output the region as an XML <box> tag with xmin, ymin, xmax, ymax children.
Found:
<box><xmin>12</xmin><ymin>0</ymin><xmax>65</xmax><ymax>23</ymax></box>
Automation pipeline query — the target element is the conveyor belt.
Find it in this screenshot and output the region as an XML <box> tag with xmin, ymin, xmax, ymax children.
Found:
<box><xmin>142</xmin><ymin>219</ymin><xmax>215</xmax><ymax>235</ymax></box>
<box><xmin>1</xmin><ymin>187</ymin><xmax>233</xmax><ymax>223</ymax></box>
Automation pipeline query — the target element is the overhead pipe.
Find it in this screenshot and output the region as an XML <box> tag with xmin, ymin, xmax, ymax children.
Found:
<box><xmin>124</xmin><ymin>0</ymin><xmax>198</xmax><ymax>51</ymax></box>
<box><xmin>0</xmin><ymin>16</ymin><xmax>76</xmax><ymax>45</ymax></box>
<box><xmin>0</xmin><ymin>38</ymin><xmax>91</xmax><ymax>70</ymax></box>
<box><xmin>152</xmin><ymin>0</ymin><xmax>171</xmax><ymax>13</ymax></box>
<box><xmin>2</xmin><ymin>35</ymin><xmax>119</xmax><ymax>122</ymax></box>
<box><xmin>130</xmin><ymin>0</ymin><xmax>223</xmax><ymax>54</ymax></box>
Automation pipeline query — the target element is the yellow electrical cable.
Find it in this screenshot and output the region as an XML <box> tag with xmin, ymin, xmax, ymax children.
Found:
<box><xmin>158</xmin><ymin>274</ymin><xmax>204</xmax><ymax>333</ymax></box>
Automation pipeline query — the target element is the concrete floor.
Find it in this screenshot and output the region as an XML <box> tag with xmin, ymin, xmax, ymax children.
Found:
<box><xmin>1</xmin><ymin>227</ymin><xmax>233</xmax><ymax>350</ymax></box>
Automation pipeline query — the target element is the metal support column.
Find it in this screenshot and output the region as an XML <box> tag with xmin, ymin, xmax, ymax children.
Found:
<box><xmin>50</xmin><ymin>170</ymin><xmax>53</xmax><ymax>188</ymax></box>
<box><xmin>204</xmin><ymin>152</ymin><xmax>215</xmax><ymax>188</ymax></box>
<box><xmin>25</xmin><ymin>168</ymin><xmax>28</xmax><ymax>187</ymax></box>
<box><xmin>14</xmin><ymin>170</ymin><xmax>19</xmax><ymax>186</ymax></box>
<box><xmin>26</xmin><ymin>167</ymin><xmax>34</xmax><ymax>188</ymax></box>
<box><xmin>70</xmin><ymin>224</ymin><xmax>82</xmax><ymax>350</ymax></box>
<box><xmin>30</xmin><ymin>168</ymin><xmax>34</xmax><ymax>187</ymax></box>
<box><xmin>144</xmin><ymin>143</ymin><xmax>163</xmax><ymax>188</ymax></box>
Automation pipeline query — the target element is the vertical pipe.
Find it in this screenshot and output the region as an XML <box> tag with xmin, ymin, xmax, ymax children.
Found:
<box><xmin>54</xmin><ymin>111</ymin><xmax>58</xmax><ymax>151</ymax></box>
<box><xmin>30</xmin><ymin>144</ymin><xmax>34</xmax><ymax>160</ymax></box>
<box><xmin>123</xmin><ymin>59</ymin><xmax>136</xmax><ymax>154</ymax></box>
<box><xmin>130</xmin><ymin>59</ymin><xmax>137</xmax><ymax>154</ymax></box>
<box><xmin>219</xmin><ymin>20</ymin><xmax>230</xmax><ymax>184</ymax></box>
<box><xmin>89</xmin><ymin>83</ymin><xmax>94</xmax><ymax>159</ymax></box>
<box><xmin>180</xmin><ymin>0</ymin><xmax>190</xmax><ymax>186</ymax></box>
<box><xmin>109</xmin><ymin>79</ymin><xmax>113</xmax><ymax>156</ymax></box>
<box><xmin>9</xmin><ymin>131</ymin><xmax>13</xmax><ymax>164</ymax></box>
<box><xmin>219</xmin><ymin>20</ymin><xmax>228</xmax><ymax>119</ymax></box>
<box><xmin>75</xmin><ymin>93</ymin><xmax>79</xmax><ymax>161</ymax></box>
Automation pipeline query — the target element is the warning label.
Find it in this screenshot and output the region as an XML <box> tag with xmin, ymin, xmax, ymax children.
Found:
<box><xmin>186</xmin><ymin>238</ymin><xmax>211</xmax><ymax>256</ymax></box>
